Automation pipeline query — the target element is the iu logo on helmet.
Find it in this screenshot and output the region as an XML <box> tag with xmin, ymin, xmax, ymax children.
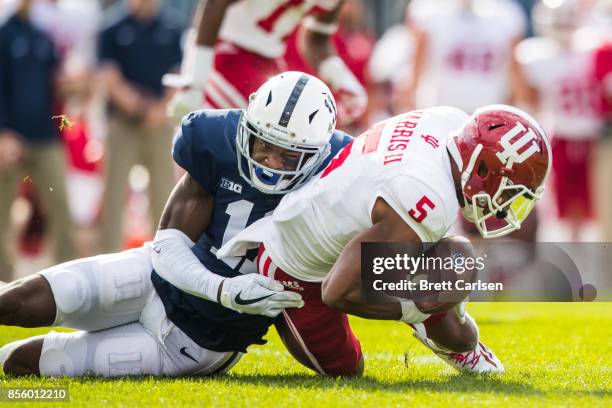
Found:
<box><xmin>495</xmin><ymin>122</ymin><xmax>541</xmax><ymax>167</ymax></box>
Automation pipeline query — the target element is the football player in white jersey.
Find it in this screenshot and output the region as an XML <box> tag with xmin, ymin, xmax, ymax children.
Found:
<box><xmin>406</xmin><ymin>0</ymin><xmax>526</xmax><ymax>113</ymax></box>
<box><xmin>515</xmin><ymin>0</ymin><xmax>603</xmax><ymax>240</ymax></box>
<box><xmin>220</xmin><ymin>104</ymin><xmax>552</xmax><ymax>374</ymax></box>
<box><xmin>164</xmin><ymin>0</ymin><xmax>366</xmax><ymax>126</ymax></box>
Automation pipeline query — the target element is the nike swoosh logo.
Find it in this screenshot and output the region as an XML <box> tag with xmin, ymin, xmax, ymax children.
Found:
<box><xmin>180</xmin><ymin>347</ymin><xmax>198</xmax><ymax>363</ymax></box>
<box><xmin>152</xmin><ymin>246</ymin><xmax>161</xmax><ymax>254</ymax></box>
<box><xmin>234</xmin><ymin>291</ymin><xmax>273</xmax><ymax>305</ymax></box>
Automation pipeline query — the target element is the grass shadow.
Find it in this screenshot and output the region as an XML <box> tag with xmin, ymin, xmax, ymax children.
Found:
<box><xmin>214</xmin><ymin>373</ymin><xmax>611</xmax><ymax>398</ymax></box>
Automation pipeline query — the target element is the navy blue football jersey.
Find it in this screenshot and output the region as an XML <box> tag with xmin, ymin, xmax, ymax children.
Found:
<box><xmin>151</xmin><ymin>109</ymin><xmax>352</xmax><ymax>353</ymax></box>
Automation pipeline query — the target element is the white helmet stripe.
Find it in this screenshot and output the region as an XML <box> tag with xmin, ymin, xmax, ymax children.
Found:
<box><xmin>278</xmin><ymin>74</ymin><xmax>310</xmax><ymax>127</ymax></box>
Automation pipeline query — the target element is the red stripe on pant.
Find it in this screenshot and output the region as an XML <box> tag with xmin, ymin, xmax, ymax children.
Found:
<box><xmin>257</xmin><ymin>244</ymin><xmax>363</xmax><ymax>376</ymax></box>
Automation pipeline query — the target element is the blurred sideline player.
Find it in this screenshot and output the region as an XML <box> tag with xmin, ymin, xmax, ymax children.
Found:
<box><xmin>595</xmin><ymin>41</ymin><xmax>612</xmax><ymax>241</ymax></box>
<box><xmin>591</xmin><ymin>1</ymin><xmax>612</xmax><ymax>243</ymax></box>
<box><xmin>31</xmin><ymin>0</ymin><xmax>104</xmax><ymax>229</ymax></box>
<box><xmin>406</xmin><ymin>0</ymin><xmax>526</xmax><ymax>113</ymax></box>
<box><xmin>405</xmin><ymin>0</ymin><xmax>542</xmax><ymax>241</ymax></box>
<box><xmin>220</xmin><ymin>105</ymin><xmax>552</xmax><ymax>374</ymax></box>
<box><xmin>283</xmin><ymin>0</ymin><xmax>374</xmax><ymax>130</ymax></box>
<box><xmin>164</xmin><ymin>0</ymin><xmax>366</xmax><ymax>127</ymax></box>
<box><xmin>0</xmin><ymin>72</ymin><xmax>354</xmax><ymax>378</ymax></box>
<box><xmin>515</xmin><ymin>0</ymin><xmax>603</xmax><ymax>241</ymax></box>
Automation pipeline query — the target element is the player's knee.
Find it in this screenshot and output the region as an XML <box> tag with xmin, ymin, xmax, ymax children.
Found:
<box><xmin>0</xmin><ymin>276</ymin><xmax>52</xmax><ymax>326</ymax></box>
<box><xmin>42</xmin><ymin>248</ymin><xmax>152</xmax><ymax>329</ymax></box>
<box><xmin>43</xmin><ymin>269</ymin><xmax>91</xmax><ymax>326</ymax></box>
<box><xmin>320</xmin><ymin>288</ymin><xmax>337</xmax><ymax>309</ymax></box>
<box><xmin>0</xmin><ymin>286</ymin><xmax>22</xmax><ymax>325</ymax></box>
<box><xmin>37</xmin><ymin>326</ymin><xmax>162</xmax><ymax>378</ymax></box>
<box><xmin>322</xmin><ymin>352</ymin><xmax>364</xmax><ymax>377</ymax></box>
<box><xmin>38</xmin><ymin>331</ymin><xmax>89</xmax><ymax>377</ymax></box>
<box><xmin>92</xmin><ymin>329</ymin><xmax>162</xmax><ymax>377</ymax></box>
<box><xmin>328</xmin><ymin>355</ymin><xmax>364</xmax><ymax>377</ymax></box>
<box><xmin>3</xmin><ymin>340</ymin><xmax>43</xmax><ymax>377</ymax></box>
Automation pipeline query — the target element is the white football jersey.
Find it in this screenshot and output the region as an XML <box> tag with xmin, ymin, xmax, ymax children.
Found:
<box><xmin>218</xmin><ymin>0</ymin><xmax>341</xmax><ymax>59</ymax></box>
<box><xmin>516</xmin><ymin>35</ymin><xmax>602</xmax><ymax>139</ymax></box>
<box><xmin>410</xmin><ymin>0</ymin><xmax>525</xmax><ymax>113</ymax></box>
<box><xmin>219</xmin><ymin>107</ymin><xmax>466</xmax><ymax>282</ymax></box>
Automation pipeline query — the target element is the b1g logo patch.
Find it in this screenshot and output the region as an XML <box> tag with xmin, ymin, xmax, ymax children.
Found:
<box><xmin>220</xmin><ymin>178</ymin><xmax>243</xmax><ymax>194</ymax></box>
<box><xmin>496</xmin><ymin>122</ymin><xmax>541</xmax><ymax>167</ymax></box>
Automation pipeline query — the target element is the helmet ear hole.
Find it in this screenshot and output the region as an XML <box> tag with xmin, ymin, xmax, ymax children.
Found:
<box><xmin>477</xmin><ymin>160</ymin><xmax>488</xmax><ymax>178</ymax></box>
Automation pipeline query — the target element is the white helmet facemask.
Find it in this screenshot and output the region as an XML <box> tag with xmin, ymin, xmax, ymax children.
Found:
<box><xmin>237</xmin><ymin>72</ymin><xmax>337</xmax><ymax>194</ymax></box>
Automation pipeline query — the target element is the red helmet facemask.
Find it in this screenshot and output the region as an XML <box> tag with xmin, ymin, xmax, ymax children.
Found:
<box><xmin>447</xmin><ymin>105</ymin><xmax>552</xmax><ymax>238</ymax></box>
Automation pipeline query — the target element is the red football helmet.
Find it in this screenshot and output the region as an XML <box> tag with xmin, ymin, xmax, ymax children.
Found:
<box><xmin>447</xmin><ymin>105</ymin><xmax>552</xmax><ymax>238</ymax></box>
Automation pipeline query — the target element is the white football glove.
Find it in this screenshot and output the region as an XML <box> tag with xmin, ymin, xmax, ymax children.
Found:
<box><xmin>167</xmin><ymin>88</ymin><xmax>205</xmax><ymax>125</ymax></box>
<box><xmin>164</xmin><ymin>45</ymin><xmax>214</xmax><ymax>125</ymax></box>
<box><xmin>218</xmin><ymin>274</ymin><xmax>304</xmax><ymax>318</ymax></box>
<box><xmin>318</xmin><ymin>55</ymin><xmax>367</xmax><ymax>126</ymax></box>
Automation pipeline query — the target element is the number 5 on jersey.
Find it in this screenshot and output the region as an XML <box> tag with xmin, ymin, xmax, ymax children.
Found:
<box><xmin>409</xmin><ymin>196</ymin><xmax>435</xmax><ymax>223</ymax></box>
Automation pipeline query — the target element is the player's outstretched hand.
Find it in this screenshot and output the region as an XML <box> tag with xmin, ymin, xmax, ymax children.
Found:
<box><xmin>218</xmin><ymin>274</ymin><xmax>304</xmax><ymax>318</ymax></box>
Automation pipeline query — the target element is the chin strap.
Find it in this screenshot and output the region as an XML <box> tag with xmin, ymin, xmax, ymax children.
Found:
<box><xmin>446</xmin><ymin>136</ymin><xmax>464</xmax><ymax>171</ymax></box>
<box><xmin>460</xmin><ymin>144</ymin><xmax>483</xmax><ymax>190</ymax></box>
<box><xmin>446</xmin><ymin>136</ymin><xmax>483</xmax><ymax>191</ymax></box>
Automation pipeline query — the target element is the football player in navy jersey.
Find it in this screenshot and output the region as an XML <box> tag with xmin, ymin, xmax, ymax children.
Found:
<box><xmin>0</xmin><ymin>72</ymin><xmax>353</xmax><ymax>378</ymax></box>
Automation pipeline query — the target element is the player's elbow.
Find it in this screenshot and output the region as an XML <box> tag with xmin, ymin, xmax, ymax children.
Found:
<box><xmin>321</xmin><ymin>279</ymin><xmax>351</xmax><ymax>312</ymax></box>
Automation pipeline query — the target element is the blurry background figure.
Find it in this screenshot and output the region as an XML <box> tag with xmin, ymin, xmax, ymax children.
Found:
<box><xmin>97</xmin><ymin>0</ymin><xmax>182</xmax><ymax>252</ymax></box>
<box><xmin>0</xmin><ymin>0</ymin><xmax>19</xmax><ymax>23</ymax></box>
<box><xmin>515</xmin><ymin>0</ymin><xmax>603</xmax><ymax>241</ymax></box>
<box><xmin>405</xmin><ymin>0</ymin><xmax>526</xmax><ymax>112</ymax></box>
<box><xmin>24</xmin><ymin>0</ymin><xmax>104</xmax><ymax>258</ymax></box>
<box><xmin>591</xmin><ymin>1</ymin><xmax>612</xmax><ymax>243</ymax></box>
<box><xmin>0</xmin><ymin>0</ymin><xmax>75</xmax><ymax>281</ymax></box>
<box><xmin>165</xmin><ymin>0</ymin><xmax>367</xmax><ymax>131</ymax></box>
<box><xmin>405</xmin><ymin>0</ymin><xmax>532</xmax><ymax>240</ymax></box>
<box><xmin>284</xmin><ymin>0</ymin><xmax>374</xmax><ymax>132</ymax></box>
<box><xmin>367</xmin><ymin>9</ymin><xmax>414</xmax><ymax>125</ymax></box>
<box><xmin>2</xmin><ymin>0</ymin><xmax>610</xmax><ymax>280</ymax></box>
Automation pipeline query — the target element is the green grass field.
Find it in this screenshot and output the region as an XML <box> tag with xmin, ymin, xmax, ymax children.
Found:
<box><xmin>0</xmin><ymin>303</ymin><xmax>610</xmax><ymax>407</ymax></box>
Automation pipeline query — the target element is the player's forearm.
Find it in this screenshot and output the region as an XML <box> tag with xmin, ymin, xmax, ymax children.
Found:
<box><xmin>323</xmin><ymin>198</ymin><xmax>429</xmax><ymax>322</ymax></box>
<box><xmin>166</xmin><ymin>0</ymin><xmax>235</xmax><ymax>92</ymax></box>
<box><xmin>322</xmin><ymin>234</ymin><xmax>402</xmax><ymax>320</ymax></box>
<box><xmin>152</xmin><ymin>174</ymin><xmax>223</xmax><ymax>301</ymax></box>
<box><xmin>510</xmin><ymin>60</ymin><xmax>539</xmax><ymax>108</ymax></box>
<box><xmin>195</xmin><ymin>0</ymin><xmax>238</xmax><ymax>47</ymax></box>
<box><xmin>298</xmin><ymin>2</ymin><xmax>342</xmax><ymax>70</ymax></box>
<box><xmin>151</xmin><ymin>228</ymin><xmax>223</xmax><ymax>302</ymax></box>
<box><xmin>407</xmin><ymin>28</ymin><xmax>426</xmax><ymax>105</ymax></box>
<box><xmin>322</xmin><ymin>281</ymin><xmax>402</xmax><ymax>320</ymax></box>
<box><xmin>299</xmin><ymin>27</ymin><xmax>335</xmax><ymax>70</ymax></box>
<box><xmin>297</xmin><ymin>2</ymin><xmax>342</xmax><ymax>70</ymax></box>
